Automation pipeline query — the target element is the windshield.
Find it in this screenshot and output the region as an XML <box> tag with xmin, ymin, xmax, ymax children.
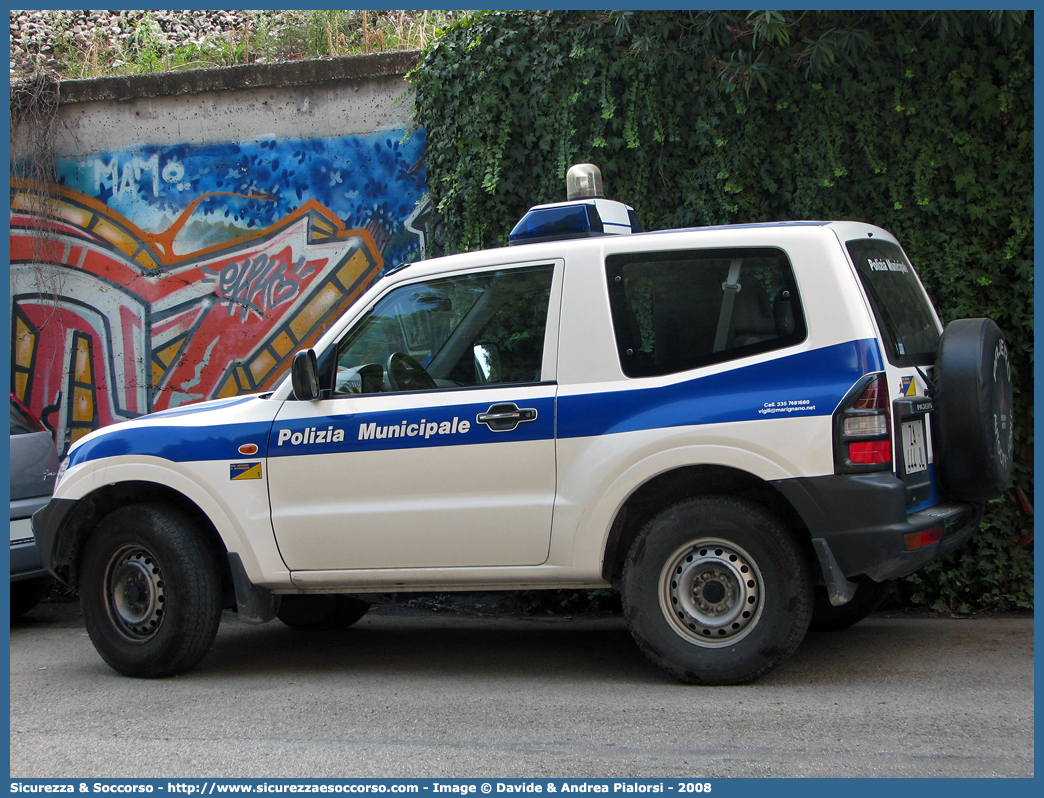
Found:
<box><xmin>846</xmin><ymin>239</ymin><xmax>940</xmax><ymax>366</ymax></box>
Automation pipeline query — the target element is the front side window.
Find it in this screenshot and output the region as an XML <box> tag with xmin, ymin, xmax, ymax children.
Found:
<box><xmin>846</xmin><ymin>239</ymin><xmax>940</xmax><ymax>366</ymax></box>
<box><xmin>331</xmin><ymin>264</ymin><xmax>555</xmax><ymax>394</ymax></box>
<box><xmin>606</xmin><ymin>248</ymin><xmax>805</xmax><ymax>378</ymax></box>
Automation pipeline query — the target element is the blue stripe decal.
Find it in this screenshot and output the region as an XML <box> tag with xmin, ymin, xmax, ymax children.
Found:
<box><xmin>68</xmin><ymin>398</ymin><xmax>558</xmax><ymax>466</ymax></box>
<box><xmin>67</xmin><ymin>421</ymin><xmax>275</xmax><ymax>467</ymax></box>
<box><xmin>558</xmin><ymin>339</ymin><xmax>883</xmax><ymax>439</ymax></box>
<box><xmin>67</xmin><ymin>340</ymin><xmax>881</xmax><ymax>466</ymax></box>
<box><xmin>267</xmin><ymin>396</ymin><xmax>556</xmax><ymax>457</ymax></box>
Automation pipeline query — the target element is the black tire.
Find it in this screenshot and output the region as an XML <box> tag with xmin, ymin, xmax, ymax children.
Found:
<box><xmin>809</xmin><ymin>577</ymin><xmax>891</xmax><ymax>632</ymax></box>
<box><xmin>277</xmin><ymin>594</ymin><xmax>371</xmax><ymax>631</ymax></box>
<box><xmin>10</xmin><ymin>576</ymin><xmax>51</xmax><ymax>618</ymax></box>
<box><xmin>79</xmin><ymin>504</ymin><xmax>222</xmax><ymax>678</ymax></box>
<box><xmin>934</xmin><ymin>318</ymin><xmax>1015</xmax><ymax>502</ymax></box>
<box><xmin>621</xmin><ymin>496</ymin><xmax>812</xmax><ymax>685</ymax></box>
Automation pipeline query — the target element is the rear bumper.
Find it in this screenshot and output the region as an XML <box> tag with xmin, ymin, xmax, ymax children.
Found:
<box><xmin>11</xmin><ymin>498</ymin><xmax>51</xmax><ymax>581</ymax></box>
<box><xmin>11</xmin><ymin>532</ymin><xmax>48</xmax><ymax>581</ymax></box>
<box><xmin>774</xmin><ymin>472</ymin><xmax>980</xmax><ymax>582</ymax></box>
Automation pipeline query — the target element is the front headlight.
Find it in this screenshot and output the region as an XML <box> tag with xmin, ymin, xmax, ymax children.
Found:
<box><xmin>54</xmin><ymin>457</ymin><xmax>69</xmax><ymax>490</ymax></box>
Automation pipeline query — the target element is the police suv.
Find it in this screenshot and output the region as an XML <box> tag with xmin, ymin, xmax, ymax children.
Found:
<box><xmin>33</xmin><ymin>164</ymin><xmax>1014</xmax><ymax>684</ymax></box>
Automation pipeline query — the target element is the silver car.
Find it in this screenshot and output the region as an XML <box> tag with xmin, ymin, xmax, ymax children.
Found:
<box><xmin>10</xmin><ymin>394</ymin><xmax>59</xmax><ymax>617</ymax></box>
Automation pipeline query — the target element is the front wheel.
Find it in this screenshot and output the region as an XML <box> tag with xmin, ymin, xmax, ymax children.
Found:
<box><xmin>79</xmin><ymin>504</ymin><xmax>222</xmax><ymax>678</ymax></box>
<box><xmin>622</xmin><ymin>497</ymin><xmax>812</xmax><ymax>685</ymax></box>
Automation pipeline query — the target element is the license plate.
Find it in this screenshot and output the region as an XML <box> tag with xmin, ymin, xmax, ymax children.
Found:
<box><xmin>902</xmin><ymin>419</ymin><xmax>927</xmax><ymax>475</ymax></box>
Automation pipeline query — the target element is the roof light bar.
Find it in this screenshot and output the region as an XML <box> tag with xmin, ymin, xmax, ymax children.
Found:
<box><xmin>508</xmin><ymin>164</ymin><xmax>640</xmax><ymax>246</ymax></box>
<box><xmin>508</xmin><ymin>204</ymin><xmax>604</xmax><ymax>246</ymax></box>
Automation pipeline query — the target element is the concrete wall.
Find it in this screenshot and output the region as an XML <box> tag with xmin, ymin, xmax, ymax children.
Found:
<box><xmin>10</xmin><ymin>53</ymin><xmax>435</xmax><ymax>454</ymax></box>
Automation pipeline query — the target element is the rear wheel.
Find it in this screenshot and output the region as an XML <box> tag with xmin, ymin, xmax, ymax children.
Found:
<box><xmin>79</xmin><ymin>504</ymin><xmax>222</xmax><ymax>678</ymax></box>
<box><xmin>10</xmin><ymin>576</ymin><xmax>50</xmax><ymax>618</ymax></box>
<box><xmin>277</xmin><ymin>594</ymin><xmax>371</xmax><ymax>631</ymax></box>
<box><xmin>622</xmin><ymin>496</ymin><xmax>812</xmax><ymax>685</ymax></box>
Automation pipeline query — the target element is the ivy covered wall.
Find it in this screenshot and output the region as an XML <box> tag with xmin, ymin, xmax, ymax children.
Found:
<box><xmin>411</xmin><ymin>10</ymin><xmax>1033</xmax><ymax>611</ymax></box>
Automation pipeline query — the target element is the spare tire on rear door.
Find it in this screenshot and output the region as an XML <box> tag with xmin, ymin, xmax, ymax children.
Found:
<box><xmin>933</xmin><ymin>318</ymin><xmax>1014</xmax><ymax>502</ymax></box>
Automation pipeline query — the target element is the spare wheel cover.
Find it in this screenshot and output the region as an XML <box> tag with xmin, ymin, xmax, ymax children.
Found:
<box><xmin>933</xmin><ymin>318</ymin><xmax>1014</xmax><ymax>502</ymax></box>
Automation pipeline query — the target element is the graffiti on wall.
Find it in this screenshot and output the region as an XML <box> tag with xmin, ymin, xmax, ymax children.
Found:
<box><xmin>10</xmin><ymin>131</ymin><xmax>429</xmax><ymax>454</ymax></box>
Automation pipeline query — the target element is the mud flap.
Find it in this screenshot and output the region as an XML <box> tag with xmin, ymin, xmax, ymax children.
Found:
<box><xmin>812</xmin><ymin>538</ymin><xmax>858</xmax><ymax>606</ymax></box>
<box><xmin>227</xmin><ymin>552</ymin><xmax>280</xmax><ymax>624</ymax></box>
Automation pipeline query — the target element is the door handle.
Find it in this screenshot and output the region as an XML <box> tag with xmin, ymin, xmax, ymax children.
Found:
<box><xmin>476</xmin><ymin>403</ymin><xmax>538</xmax><ymax>432</ymax></box>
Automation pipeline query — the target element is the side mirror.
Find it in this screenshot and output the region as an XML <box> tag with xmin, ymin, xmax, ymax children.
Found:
<box><xmin>473</xmin><ymin>342</ymin><xmax>502</xmax><ymax>384</ymax></box>
<box><xmin>291</xmin><ymin>349</ymin><xmax>320</xmax><ymax>400</ymax></box>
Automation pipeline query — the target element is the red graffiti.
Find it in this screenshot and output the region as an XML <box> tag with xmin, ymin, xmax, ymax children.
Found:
<box><xmin>10</xmin><ymin>182</ymin><xmax>383</xmax><ymax>453</ymax></box>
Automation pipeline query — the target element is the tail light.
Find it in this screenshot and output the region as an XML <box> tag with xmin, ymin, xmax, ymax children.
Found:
<box><xmin>834</xmin><ymin>373</ymin><xmax>892</xmax><ymax>473</ymax></box>
<box><xmin>10</xmin><ymin>393</ymin><xmax>47</xmax><ymax>434</ymax></box>
<box><xmin>905</xmin><ymin>527</ymin><xmax>942</xmax><ymax>550</ymax></box>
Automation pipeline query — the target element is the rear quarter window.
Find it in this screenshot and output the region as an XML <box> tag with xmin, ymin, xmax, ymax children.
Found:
<box><xmin>606</xmin><ymin>247</ymin><xmax>806</xmax><ymax>378</ymax></box>
<box><xmin>10</xmin><ymin>397</ymin><xmax>44</xmax><ymax>436</ymax></box>
<box><xmin>846</xmin><ymin>239</ymin><xmax>940</xmax><ymax>366</ymax></box>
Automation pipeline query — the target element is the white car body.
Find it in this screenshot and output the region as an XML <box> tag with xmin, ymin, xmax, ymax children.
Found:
<box><xmin>36</xmin><ymin>208</ymin><xmax>1003</xmax><ymax>682</ymax></box>
<box><xmin>51</xmin><ymin>222</ymin><xmax>935</xmax><ymax>590</ymax></box>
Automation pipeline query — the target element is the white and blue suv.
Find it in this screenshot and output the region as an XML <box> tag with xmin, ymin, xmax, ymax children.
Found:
<box><xmin>33</xmin><ymin>165</ymin><xmax>1014</xmax><ymax>684</ymax></box>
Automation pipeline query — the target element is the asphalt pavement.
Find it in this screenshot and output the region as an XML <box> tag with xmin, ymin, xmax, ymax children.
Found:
<box><xmin>9</xmin><ymin>600</ymin><xmax>1034</xmax><ymax>778</ymax></box>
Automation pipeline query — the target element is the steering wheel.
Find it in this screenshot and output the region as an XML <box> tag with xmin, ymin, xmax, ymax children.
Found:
<box><xmin>386</xmin><ymin>352</ymin><xmax>437</xmax><ymax>392</ymax></box>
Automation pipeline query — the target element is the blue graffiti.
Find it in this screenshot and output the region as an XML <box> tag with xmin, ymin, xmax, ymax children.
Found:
<box><xmin>57</xmin><ymin>129</ymin><xmax>428</xmax><ymax>270</ymax></box>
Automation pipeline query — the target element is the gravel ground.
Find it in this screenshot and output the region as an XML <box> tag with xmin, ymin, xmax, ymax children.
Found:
<box><xmin>10</xmin><ymin>10</ymin><xmax>273</xmax><ymax>78</ymax></box>
<box><xmin>9</xmin><ymin>9</ymin><xmax>452</xmax><ymax>82</ymax></box>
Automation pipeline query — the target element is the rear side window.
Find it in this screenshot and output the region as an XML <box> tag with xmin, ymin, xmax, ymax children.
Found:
<box><xmin>606</xmin><ymin>248</ymin><xmax>806</xmax><ymax>378</ymax></box>
<box><xmin>10</xmin><ymin>396</ymin><xmax>44</xmax><ymax>436</ymax></box>
<box><xmin>846</xmin><ymin>239</ymin><xmax>940</xmax><ymax>366</ymax></box>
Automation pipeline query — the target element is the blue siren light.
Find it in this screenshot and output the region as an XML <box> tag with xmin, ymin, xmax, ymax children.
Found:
<box><xmin>509</xmin><ymin>204</ymin><xmax>604</xmax><ymax>246</ymax></box>
<box><xmin>508</xmin><ymin>164</ymin><xmax>640</xmax><ymax>246</ymax></box>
